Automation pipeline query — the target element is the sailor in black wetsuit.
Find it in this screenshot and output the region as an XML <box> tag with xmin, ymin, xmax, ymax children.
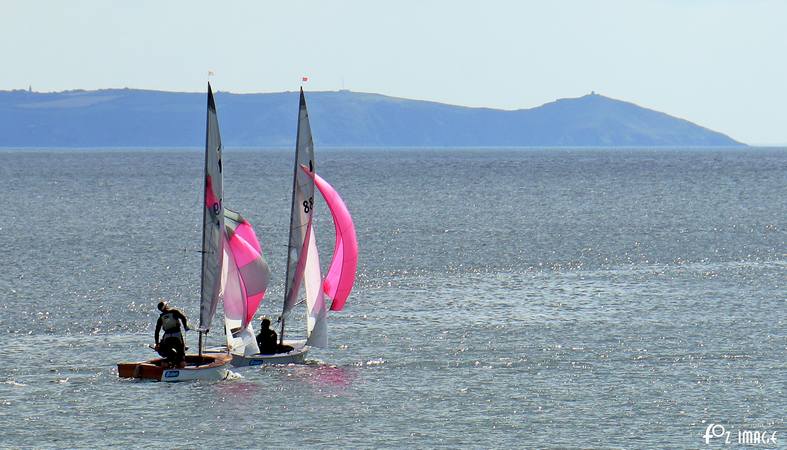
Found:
<box><xmin>154</xmin><ymin>301</ymin><xmax>190</xmax><ymax>368</ymax></box>
<box><xmin>256</xmin><ymin>318</ymin><xmax>293</xmax><ymax>354</ymax></box>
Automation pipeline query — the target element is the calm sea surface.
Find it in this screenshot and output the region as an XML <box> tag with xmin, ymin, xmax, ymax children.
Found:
<box><xmin>0</xmin><ymin>148</ymin><xmax>784</xmax><ymax>448</ymax></box>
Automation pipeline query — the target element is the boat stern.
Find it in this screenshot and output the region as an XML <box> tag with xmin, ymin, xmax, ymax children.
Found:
<box><xmin>117</xmin><ymin>353</ymin><xmax>233</xmax><ymax>382</ymax></box>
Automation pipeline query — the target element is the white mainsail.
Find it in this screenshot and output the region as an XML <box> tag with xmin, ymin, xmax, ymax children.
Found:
<box><xmin>280</xmin><ymin>88</ymin><xmax>317</xmax><ymax>340</ymax></box>
<box><xmin>199</xmin><ymin>83</ymin><xmax>225</xmax><ymax>332</ymax></box>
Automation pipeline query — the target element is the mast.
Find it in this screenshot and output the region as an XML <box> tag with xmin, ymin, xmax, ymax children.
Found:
<box><xmin>198</xmin><ymin>82</ymin><xmax>225</xmax><ymax>354</ymax></box>
<box><xmin>280</xmin><ymin>88</ymin><xmax>315</xmax><ymax>344</ymax></box>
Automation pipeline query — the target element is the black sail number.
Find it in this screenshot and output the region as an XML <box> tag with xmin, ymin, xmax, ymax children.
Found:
<box><xmin>303</xmin><ymin>197</ymin><xmax>314</xmax><ymax>214</ymax></box>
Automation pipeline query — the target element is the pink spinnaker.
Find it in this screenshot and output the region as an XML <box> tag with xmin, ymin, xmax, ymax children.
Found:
<box><xmin>313</xmin><ymin>173</ymin><xmax>358</xmax><ymax>311</ymax></box>
<box><xmin>224</xmin><ymin>213</ymin><xmax>271</xmax><ymax>328</ymax></box>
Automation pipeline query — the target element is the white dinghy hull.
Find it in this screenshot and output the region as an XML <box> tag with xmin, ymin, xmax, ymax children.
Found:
<box><xmin>118</xmin><ymin>353</ymin><xmax>233</xmax><ymax>382</ymax></box>
<box><xmin>229</xmin><ymin>340</ymin><xmax>309</xmax><ymax>367</ymax></box>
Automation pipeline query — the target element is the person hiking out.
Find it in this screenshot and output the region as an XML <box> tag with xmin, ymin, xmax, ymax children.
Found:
<box><xmin>154</xmin><ymin>301</ymin><xmax>190</xmax><ymax>368</ymax></box>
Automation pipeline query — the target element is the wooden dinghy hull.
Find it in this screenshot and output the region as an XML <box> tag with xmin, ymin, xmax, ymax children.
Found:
<box><xmin>229</xmin><ymin>340</ymin><xmax>309</xmax><ymax>367</ymax></box>
<box><xmin>117</xmin><ymin>353</ymin><xmax>232</xmax><ymax>382</ymax></box>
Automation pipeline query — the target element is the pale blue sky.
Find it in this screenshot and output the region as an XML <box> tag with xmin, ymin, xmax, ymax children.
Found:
<box><xmin>2</xmin><ymin>0</ymin><xmax>785</xmax><ymax>144</ymax></box>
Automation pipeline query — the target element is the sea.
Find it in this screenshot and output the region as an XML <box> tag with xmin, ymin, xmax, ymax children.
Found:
<box><xmin>0</xmin><ymin>147</ymin><xmax>784</xmax><ymax>448</ymax></box>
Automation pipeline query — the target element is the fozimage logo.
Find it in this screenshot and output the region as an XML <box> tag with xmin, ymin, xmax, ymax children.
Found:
<box><xmin>703</xmin><ymin>423</ymin><xmax>778</xmax><ymax>446</ymax></box>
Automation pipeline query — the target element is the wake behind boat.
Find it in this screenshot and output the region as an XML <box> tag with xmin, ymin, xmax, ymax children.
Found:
<box><xmin>117</xmin><ymin>83</ymin><xmax>233</xmax><ymax>382</ymax></box>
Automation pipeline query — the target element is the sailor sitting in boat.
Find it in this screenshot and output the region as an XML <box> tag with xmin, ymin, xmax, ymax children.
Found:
<box><xmin>256</xmin><ymin>318</ymin><xmax>293</xmax><ymax>355</ymax></box>
<box><xmin>154</xmin><ymin>301</ymin><xmax>190</xmax><ymax>368</ymax></box>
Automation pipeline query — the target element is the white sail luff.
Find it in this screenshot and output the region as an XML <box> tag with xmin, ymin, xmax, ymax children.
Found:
<box><xmin>304</xmin><ymin>228</ymin><xmax>328</xmax><ymax>348</ymax></box>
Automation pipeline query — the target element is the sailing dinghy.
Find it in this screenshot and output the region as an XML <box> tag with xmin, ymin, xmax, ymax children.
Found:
<box><xmin>227</xmin><ymin>88</ymin><xmax>358</xmax><ymax>367</ymax></box>
<box><xmin>118</xmin><ymin>83</ymin><xmax>232</xmax><ymax>381</ymax></box>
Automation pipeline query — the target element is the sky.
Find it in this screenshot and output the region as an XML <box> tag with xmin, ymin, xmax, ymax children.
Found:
<box><xmin>2</xmin><ymin>0</ymin><xmax>785</xmax><ymax>145</ymax></box>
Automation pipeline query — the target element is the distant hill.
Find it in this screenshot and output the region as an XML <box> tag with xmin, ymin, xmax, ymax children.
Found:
<box><xmin>0</xmin><ymin>88</ymin><xmax>744</xmax><ymax>147</ymax></box>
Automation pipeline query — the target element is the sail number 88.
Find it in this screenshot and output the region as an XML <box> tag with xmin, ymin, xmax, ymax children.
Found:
<box><xmin>303</xmin><ymin>197</ymin><xmax>314</xmax><ymax>213</ymax></box>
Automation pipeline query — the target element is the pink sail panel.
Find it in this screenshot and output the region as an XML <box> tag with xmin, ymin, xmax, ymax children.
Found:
<box><xmin>225</xmin><ymin>211</ymin><xmax>271</xmax><ymax>328</ymax></box>
<box><xmin>222</xmin><ymin>245</ymin><xmax>245</xmax><ymax>323</ymax></box>
<box><xmin>205</xmin><ymin>175</ymin><xmax>220</xmax><ymax>210</ymax></box>
<box><xmin>228</xmin><ymin>220</ymin><xmax>261</xmax><ymax>267</ymax></box>
<box><xmin>313</xmin><ymin>172</ymin><xmax>358</xmax><ymax>311</ymax></box>
<box><xmin>285</xmin><ymin>219</ymin><xmax>313</xmax><ymax>311</ymax></box>
<box><xmin>234</xmin><ymin>219</ymin><xmax>261</xmax><ymax>255</ymax></box>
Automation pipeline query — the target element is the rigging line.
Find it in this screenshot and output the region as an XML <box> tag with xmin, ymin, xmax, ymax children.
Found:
<box><xmin>292</xmin><ymin>298</ymin><xmax>306</xmax><ymax>308</ymax></box>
